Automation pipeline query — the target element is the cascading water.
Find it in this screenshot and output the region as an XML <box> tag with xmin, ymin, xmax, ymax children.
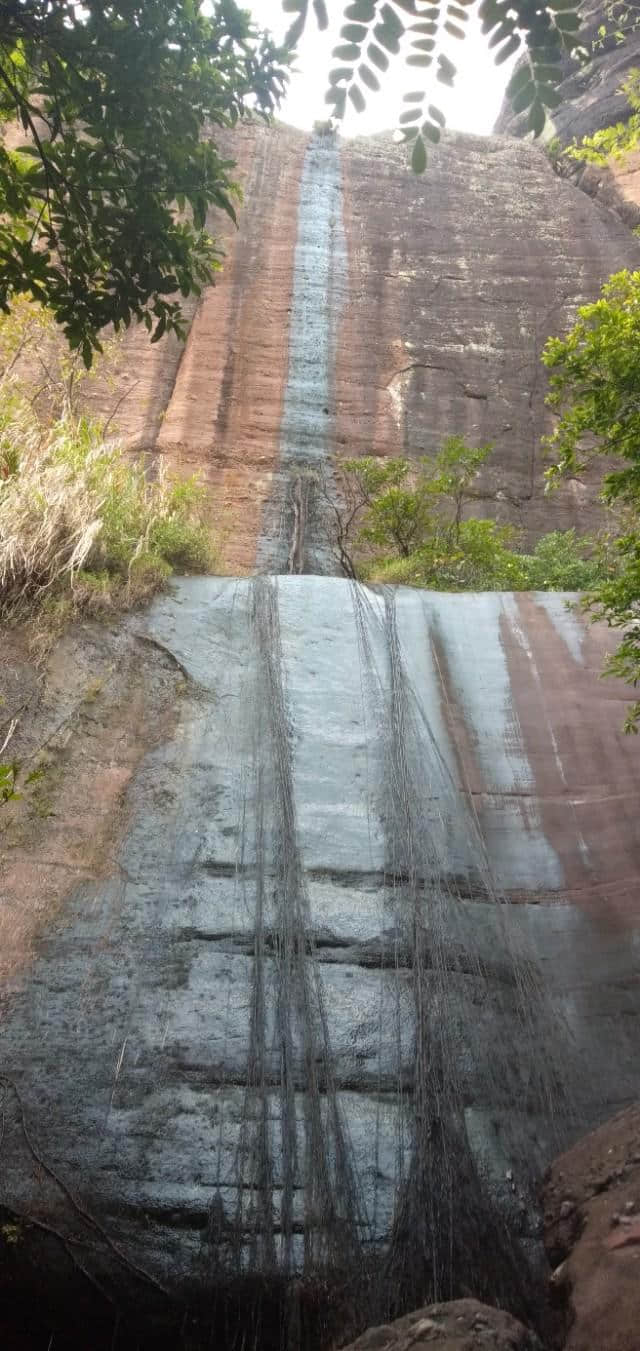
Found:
<box><xmin>255</xmin><ymin>131</ymin><xmax>347</xmax><ymax>577</ymax></box>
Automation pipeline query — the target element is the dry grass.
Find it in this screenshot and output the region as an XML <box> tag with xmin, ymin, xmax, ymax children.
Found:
<box><xmin>0</xmin><ymin>395</ymin><xmax>217</xmax><ymax>623</ymax></box>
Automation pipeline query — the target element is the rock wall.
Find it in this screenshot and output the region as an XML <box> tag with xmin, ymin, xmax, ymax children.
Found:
<box><xmin>495</xmin><ymin>3</ymin><xmax>640</xmax><ymax>228</ymax></box>
<box><xmin>1</xmin><ymin>579</ymin><xmax>640</xmax><ymax>1348</ymax></box>
<box><xmin>86</xmin><ymin>120</ymin><xmax>640</xmax><ymax>572</ymax></box>
<box><xmin>495</xmin><ymin>1</ymin><xmax>640</xmax><ymax>145</ymax></box>
<box><xmin>3</xmin><ymin>70</ymin><xmax>640</xmax><ymax>1351</ymax></box>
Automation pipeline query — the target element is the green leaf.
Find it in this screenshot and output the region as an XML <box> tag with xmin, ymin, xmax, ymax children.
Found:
<box><xmin>345</xmin><ymin>1</ymin><xmax>376</xmax><ymax>17</ymax></box>
<box><xmin>554</xmin><ymin>11</ymin><xmax>581</xmax><ymax>30</ymax></box>
<box><xmin>374</xmin><ymin>22</ymin><xmax>402</xmax><ymax>53</ymax></box>
<box><xmin>506</xmin><ymin>62</ymin><xmax>533</xmax><ymax>98</ymax></box>
<box><xmin>423</xmin><ymin>121</ymin><xmax>441</xmax><ymax>142</ymax></box>
<box><xmin>359</xmin><ymin>63</ymin><xmax>381</xmax><ymax>91</ymax></box>
<box><xmin>529</xmin><ymin>99</ymin><xmax>546</xmax><ymax>136</ymax></box>
<box><xmin>341</xmin><ymin>23</ymin><xmax>368</xmax><ymax>42</ymax></box>
<box><xmin>537</xmin><ymin>83</ymin><xmax>563</xmax><ymax>109</ymax></box>
<box><xmin>428</xmin><ymin>104</ymin><xmax>445</xmax><ymax>126</ymax></box>
<box><xmin>511</xmin><ymin>80</ymin><xmax>535</xmax><ymax>113</ymax></box>
<box><xmin>495</xmin><ymin>33</ymin><xmax>520</xmax><ymax>63</ymax></box>
<box><xmin>312</xmin><ymin>0</ymin><xmax>329</xmax><ymax>28</ymax></box>
<box><xmin>437</xmin><ymin>53</ymin><xmax>456</xmax><ymax>84</ymax></box>
<box><xmin>367</xmin><ymin>42</ymin><xmax>390</xmax><ymax>71</ymax></box>
<box><xmin>349</xmin><ymin>83</ymin><xmax>367</xmax><ymax>112</ymax></box>
<box><xmin>411</xmin><ymin>133</ymin><xmax>428</xmax><ymax>173</ymax></box>
<box><xmin>332</xmin><ymin>43</ymin><xmax>361</xmax><ymax>61</ymax></box>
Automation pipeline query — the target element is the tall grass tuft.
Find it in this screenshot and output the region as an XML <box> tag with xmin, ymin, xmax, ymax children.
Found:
<box><xmin>0</xmin><ymin>395</ymin><xmax>216</xmax><ymax>621</ymax></box>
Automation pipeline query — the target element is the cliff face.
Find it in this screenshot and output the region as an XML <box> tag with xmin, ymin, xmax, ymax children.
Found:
<box><xmin>2</xmin><ymin>579</ymin><xmax>640</xmax><ymax>1350</ymax></box>
<box><xmin>495</xmin><ymin>2</ymin><xmax>640</xmax><ymax>228</ymax></box>
<box><xmin>3</xmin><ymin>93</ymin><xmax>640</xmax><ymax>1351</ymax></box>
<box><xmin>90</xmin><ymin>121</ymin><xmax>640</xmax><ymax>572</ymax></box>
<box><xmin>494</xmin><ymin>1</ymin><xmax>640</xmax><ymax>145</ymax></box>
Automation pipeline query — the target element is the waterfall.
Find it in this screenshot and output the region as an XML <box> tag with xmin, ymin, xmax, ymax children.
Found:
<box><xmin>255</xmin><ymin>132</ymin><xmax>346</xmax><ymax>576</ymax></box>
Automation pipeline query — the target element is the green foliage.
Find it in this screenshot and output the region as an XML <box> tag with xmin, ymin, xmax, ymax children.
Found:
<box><xmin>372</xmin><ymin>516</ymin><xmax>529</xmax><ymax>589</ymax></box>
<box><xmin>0</xmin><ymin>3</ymin><xmax>289</xmax><ymax>358</ymax></box>
<box><xmin>543</xmin><ymin>268</ymin><xmax>640</xmax><ymax>727</ymax></box>
<box><xmin>282</xmin><ymin>0</ymin><xmax>586</xmax><ymax>172</ymax></box>
<box><xmin>0</xmin><ymin>398</ymin><xmax>217</xmax><ymax>621</ymax></box>
<box><xmin>592</xmin><ymin>1</ymin><xmax>640</xmax><ymax>53</ymax></box>
<box><xmin>336</xmin><ymin>439</ymin><xmax>600</xmax><ymax>592</ymax></box>
<box><xmin>543</xmin><ymin>270</ymin><xmax>640</xmax><ymax>494</ymax></box>
<box><xmin>517</xmin><ymin>529</ymin><xmax>602</xmax><ymax>590</ymax></box>
<box><xmin>0</xmin><ymin>761</ymin><xmax>20</xmax><ymax>805</ymax></box>
<box><xmin>564</xmin><ymin>67</ymin><xmax>640</xmax><ymax>165</ymax></box>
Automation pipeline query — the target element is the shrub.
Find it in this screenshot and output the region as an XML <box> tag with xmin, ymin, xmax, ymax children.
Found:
<box><xmin>517</xmin><ymin>530</ymin><xmax>602</xmax><ymax>591</ymax></box>
<box><xmin>368</xmin><ymin>519</ymin><xmax>528</xmax><ymax>590</ymax></box>
<box><xmin>328</xmin><ymin>444</ymin><xmax>601</xmax><ymax>593</ymax></box>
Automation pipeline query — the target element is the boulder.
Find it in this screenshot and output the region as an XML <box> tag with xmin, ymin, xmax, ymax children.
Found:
<box><xmin>342</xmin><ymin>1298</ymin><xmax>541</xmax><ymax>1349</ymax></box>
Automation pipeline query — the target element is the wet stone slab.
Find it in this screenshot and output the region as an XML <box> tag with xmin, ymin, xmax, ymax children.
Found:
<box><xmin>0</xmin><ymin>577</ymin><xmax>639</xmax><ymax>1320</ymax></box>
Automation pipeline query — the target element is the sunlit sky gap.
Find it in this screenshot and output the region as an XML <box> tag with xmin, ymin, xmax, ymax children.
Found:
<box><xmin>253</xmin><ymin>2</ymin><xmax>517</xmax><ymax>136</ymax></box>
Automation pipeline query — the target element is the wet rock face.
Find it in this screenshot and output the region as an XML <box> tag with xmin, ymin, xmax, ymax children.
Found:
<box><xmin>89</xmin><ymin>120</ymin><xmax>640</xmax><ymax>572</ymax></box>
<box><xmin>1</xmin><ymin>579</ymin><xmax>640</xmax><ymax>1346</ymax></box>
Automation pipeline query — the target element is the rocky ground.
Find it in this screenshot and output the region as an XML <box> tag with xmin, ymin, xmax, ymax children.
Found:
<box><xmin>341</xmin><ymin>1299</ymin><xmax>541</xmax><ymax>1349</ymax></box>
<box><xmin>342</xmin><ymin>1104</ymin><xmax>640</xmax><ymax>1351</ymax></box>
<box><xmin>543</xmin><ymin>1104</ymin><xmax>640</xmax><ymax>1351</ymax></box>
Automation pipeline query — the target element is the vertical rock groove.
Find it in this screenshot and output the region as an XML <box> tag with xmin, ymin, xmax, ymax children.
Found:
<box><xmin>256</xmin><ymin>134</ymin><xmax>347</xmax><ymax>576</ymax></box>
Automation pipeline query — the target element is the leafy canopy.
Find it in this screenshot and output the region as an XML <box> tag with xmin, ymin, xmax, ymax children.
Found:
<box><xmin>282</xmin><ymin>0</ymin><xmax>586</xmax><ymax>171</ymax></box>
<box><xmin>0</xmin><ymin>2</ymin><xmax>288</xmax><ymax>361</ymax></box>
<box><xmin>543</xmin><ymin>269</ymin><xmax>640</xmax><ymax>729</ymax></box>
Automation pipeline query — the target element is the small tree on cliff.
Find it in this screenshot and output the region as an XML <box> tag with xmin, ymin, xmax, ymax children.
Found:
<box><xmin>543</xmin><ymin>268</ymin><xmax>640</xmax><ymax>730</ymax></box>
<box><xmin>282</xmin><ymin>0</ymin><xmax>585</xmax><ymax>172</ymax></box>
<box><xmin>0</xmin><ymin>2</ymin><xmax>288</xmax><ymax>362</ymax></box>
<box><xmin>321</xmin><ymin>438</ymin><xmax>518</xmax><ymax>585</ymax></box>
<box><xmin>320</xmin><ymin>439</ymin><xmax>600</xmax><ymax>590</ymax></box>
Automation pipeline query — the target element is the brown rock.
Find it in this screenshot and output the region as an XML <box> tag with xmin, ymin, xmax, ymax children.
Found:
<box><xmin>543</xmin><ymin>1105</ymin><xmax>640</xmax><ymax>1351</ymax></box>
<box><xmin>606</xmin><ymin>1220</ymin><xmax>640</xmax><ymax>1250</ymax></box>
<box><xmin>342</xmin><ymin>1299</ymin><xmax>541</xmax><ymax>1350</ymax></box>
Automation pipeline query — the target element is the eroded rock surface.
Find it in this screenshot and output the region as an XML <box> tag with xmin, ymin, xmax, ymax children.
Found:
<box><xmin>543</xmin><ymin>1104</ymin><xmax>640</xmax><ymax>1351</ymax></box>
<box><xmin>342</xmin><ymin>1299</ymin><xmax>541</xmax><ymax>1350</ymax></box>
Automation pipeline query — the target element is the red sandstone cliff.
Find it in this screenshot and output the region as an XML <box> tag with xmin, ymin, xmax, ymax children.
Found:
<box><xmin>76</xmin><ymin>122</ymin><xmax>640</xmax><ymax>573</ymax></box>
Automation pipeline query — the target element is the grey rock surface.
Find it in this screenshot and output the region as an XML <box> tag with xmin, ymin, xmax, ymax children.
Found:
<box><xmin>1</xmin><ymin>577</ymin><xmax>639</xmax><ymax>1342</ymax></box>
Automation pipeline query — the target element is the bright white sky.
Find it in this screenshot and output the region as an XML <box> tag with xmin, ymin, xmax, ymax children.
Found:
<box><xmin>254</xmin><ymin>2</ymin><xmax>516</xmax><ymax>136</ymax></box>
